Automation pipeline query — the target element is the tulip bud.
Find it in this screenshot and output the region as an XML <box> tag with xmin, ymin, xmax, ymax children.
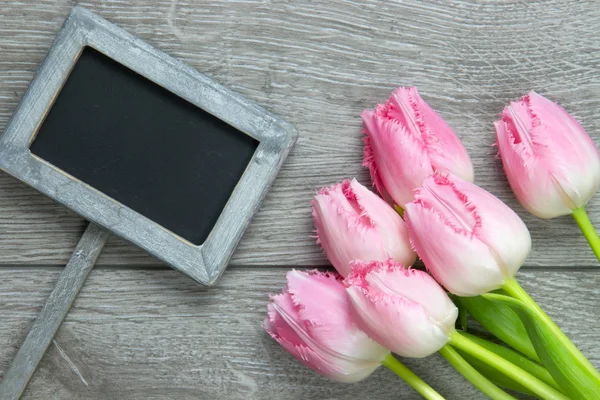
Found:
<box><xmin>264</xmin><ymin>270</ymin><xmax>390</xmax><ymax>383</ymax></box>
<box><xmin>404</xmin><ymin>173</ymin><xmax>531</xmax><ymax>296</ymax></box>
<box><xmin>312</xmin><ymin>179</ymin><xmax>416</xmax><ymax>277</ymax></box>
<box><xmin>344</xmin><ymin>260</ymin><xmax>458</xmax><ymax>358</ymax></box>
<box><xmin>494</xmin><ymin>91</ymin><xmax>600</xmax><ymax>219</ymax></box>
<box><xmin>362</xmin><ymin>86</ymin><xmax>474</xmax><ymax>206</ymax></box>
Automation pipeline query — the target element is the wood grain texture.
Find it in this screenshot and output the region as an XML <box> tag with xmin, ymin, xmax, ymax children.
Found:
<box><xmin>0</xmin><ymin>0</ymin><xmax>600</xmax><ymax>266</ymax></box>
<box><xmin>0</xmin><ymin>267</ymin><xmax>596</xmax><ymax>399</ymax></box>
<box><xmin>1</xmin><ymin>3</ymin><xmax>599</xmax><ymax>399</ymax></box>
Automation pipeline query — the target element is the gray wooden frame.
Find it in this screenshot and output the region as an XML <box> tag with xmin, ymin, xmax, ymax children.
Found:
<box><xmin>0</xmin><ymin>6</ymin><xmax>297</xmax><ymax>286</ymax></box>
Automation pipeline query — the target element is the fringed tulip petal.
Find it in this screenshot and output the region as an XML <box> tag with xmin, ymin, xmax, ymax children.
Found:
<box><xmin>349</xmin><ymin>260</ymin><xmax>457</xmax><ymax>325</ymax></box>
<box><xmin>362</xmin><ymin>87</ymin><xmax>473</xmax><ymax>206</ymax></box>
<box><xmin>362</xmin><ymin>109</ymin><xmax>433</xmax><ymax>206</ymax></box>
<box><xmin>405</xmin><ymin>201</ymin><xmax>504</xmax><ymax>296</ymax></box>
<box><xmin>286</xmin><ymin>270</ymin><xmax>388</xmax><ymax>361</ymax></box>
<box><xmin>346</xmin><ymin>287</ymin><xmax>450</xmax><ymax>358</ymax></box>
<box><xmin>495</xmin><ymin>91</ymin><xmax>600</xmax><ymax>218</ymax></box>
<box><xmin>264</xmin><ymin>270</ymin><xmax>389</xmax><ymax>383</ymax></box>
<box><xmin>344</xmin><ymin>260</ymin><xmax>457</xmax><ymax>358</ymax></box>
<box><xmin>312</xmin><ymin>179</ymin><xmax>415</xmax><ymax>276</ymax></box>
<box><xmin>405</xmin><ymin>174</ymin><xmax>531</xmax><ymax>296</ymax></box>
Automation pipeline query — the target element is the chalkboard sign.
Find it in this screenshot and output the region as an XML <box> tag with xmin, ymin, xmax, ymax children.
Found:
<box><xmin>0</xmin><ymin>7</ymin><xmax>296</xmax><ymax>398</ymax></box>
<box><xmin>0</xmin><ymin>7</ymin><xmax>297</xmax><ymax>284</ymax></box>
<box><xmin>31</xmin><ymin>47</ymin><xmax>259</xmax><ymax>245</ymax></box>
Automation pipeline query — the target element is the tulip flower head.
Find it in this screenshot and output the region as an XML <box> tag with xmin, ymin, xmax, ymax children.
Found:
<box><xmin>264</xmin><ymin>270</ymin><xmax>390</xmax><ymax>383</ymax></box>
<box><xmin>362</xmin><ymin>86</ymin><xmax>474</xmax><ymax>206</ymax></box>
<box><xmin>404</xmin><ymin>173</ymin><xmax>531</xmax><ymax>297</ymax></box>
<box><xmin>312</xmin><ymin>179</ymin><xmax>416</xmax><ymax>277</ymax></box>
<box><xmin>344</xmin><ymin>260</ymin><xmax>458</xmax><ymax>358</ymax></box>
<box><xmin>495</xmin><ymin>91</ymin><xmax>600</xmax><ymax>219</ymax></box>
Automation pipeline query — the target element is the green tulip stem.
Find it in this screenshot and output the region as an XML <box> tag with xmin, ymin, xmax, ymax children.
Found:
<box><xmin>449</xmin><ymin>331</ymin><xmax>569</xmax><ymax>400</ymax></box>
<box><xmin>501</xmin><ymin>278</ymin><xmax>600</xmax><ymax>382</ymax></box>
<box><xmin>439</xmin><ymin>345</ymin><xmax>516</xmax><ymax>400</ymax></box>
<box><xmin>381</xmin><ymin>354</ymin><xmax>445</xmax><ymax>400</ymax></box>
<box><xmin>572</xmin><ymin>207</ymin><xmax>600</xmax><ymax>261</ymax></box>
<box><xmin>461</xmin><ymin>332</ymin><xmax>560</xmax><ymax>391</ymax></box>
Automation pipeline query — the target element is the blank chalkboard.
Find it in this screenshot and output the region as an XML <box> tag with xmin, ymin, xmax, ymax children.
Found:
<box><xmin>30</xmin><ymin>47</ymin><xmax>259</xmax><ymax>245</ymax></box>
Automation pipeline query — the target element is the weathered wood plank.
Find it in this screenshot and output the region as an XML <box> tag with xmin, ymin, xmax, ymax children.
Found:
<box><xmin>1</xmin><ymin>0</ymin><xmax>600</xmax><ymax>266</ymax></box>
<box><xmin>0</xmin><ymin>267</ymin><xmax>597</xmax><ymax>399</ymax></box>
<box><xmin>2</xmin><ymin>3</ymin><xmax>599</xmax><ymax>400</ymax></box>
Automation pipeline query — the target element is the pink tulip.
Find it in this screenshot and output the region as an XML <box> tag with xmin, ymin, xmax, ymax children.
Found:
<box><xmin>495</xmin><ymin>91</ymin><xmax>600</xmax><ymax>218</ymax></box>
<box><xmin>344</xmin><ymin>260</ymin><xmax>457</xmax><ymax>358</ymax></box>
<box><xmin>264</xmin><ymin>270</ymin><xmax>390</xmax><ymax>383</ymax></box>
<box><xmin>362</xmin><ymin>86</ymin><xmax>474</xmax><ymax>206</ymax></box>
<box><xmin>312</xmin><ymin>179</ymin><xmax>416</xmax><ymax>277</ymax></box>
<box><xmin>404</xmin><ymin>173</ymin><xmax>531</xmax><ymax>296</ymax></box>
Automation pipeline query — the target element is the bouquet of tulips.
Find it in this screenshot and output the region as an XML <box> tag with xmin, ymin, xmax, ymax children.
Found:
<box><xmin>263</xmin><ymin>87</ymin><xmax>600</xmax><ymax>399</ymax></box>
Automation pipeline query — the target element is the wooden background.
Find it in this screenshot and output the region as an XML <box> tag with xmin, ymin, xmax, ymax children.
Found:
<box><xmin>0</xmin><ymin>1</ymin><xmax>598</xmax><ymax>398</ymax></box>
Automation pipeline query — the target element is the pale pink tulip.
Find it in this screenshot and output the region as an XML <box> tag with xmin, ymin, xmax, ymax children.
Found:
<box><xmin>404</xmin><ymin>174</ymin><xmax>531</xmax><ymax>296</ymax></box>
<box><xmin>312</xmin><ymin>179</ymin><xmax>415</xmax><ymax>277</ymax></box>
<box><xmin>344</xmin><ymin>260</ymin><xmax>457</xmax><ymax>358</ymax></box>
<box><xmin>264</xmin><ymin>270</ymin><xmax>390</xmax><ymax>382</ymax></box>
<box><xmin>362</xmin><ymin>86</ymin><xmax>474</xmax><ymax>206</ymax></box>
<box><xmin>495</xmin><ymin>91</ymin><xmax>600</xmax><ymax>218</ymax></box>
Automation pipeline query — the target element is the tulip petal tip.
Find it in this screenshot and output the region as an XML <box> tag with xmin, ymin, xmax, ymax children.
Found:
<box><xmin>311</xmin><ymin>179</ymin><xmax>415</xmax><ymax>276</ymax></box>
<box><xmin>361</xmin><ymin>86</ymin><xmax>474</xmax><ymax>205</ymax></box>
<box><xmin>344</xmin><ymin>259</ymin><xmax>457</xmax><ymax>357</ymax></box>
<box><xmin>264</xmin><ymin>269</ymin><xmax>389</xmax><ymax>383</ymax></box>
<box><xmin>495</xmin><ymin>90</ymin><xmax>600</xmax><ymax>218</ymax></box>
<box><xmin>361</xmin><ymin>128</ymin><xmax>386</xmax><ymax>195</ymax></box>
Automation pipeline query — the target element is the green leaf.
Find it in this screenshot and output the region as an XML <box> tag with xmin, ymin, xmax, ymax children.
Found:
<box><xmin>450</xmin><ymin>332</ymin><xmax>568</xmax><ymax>400</ymax></box>
<box><xmin>484</xmin><ymin>293</ymin><xmax>600</xmax><ymax>400</ymax></box>
<box><xmin>459</xmin><ymin>305</ymin><xmax>468</xmax><ymax>332</ymax></box>
<box><xmin>461</xmin><ymin>333</ymin><xmax>560</xmax><ymax>392</ymax></box>
<box><xmin>456</xmin><ymin>295</ymin><xmax>539</xmax><ymax>361</ymax></box>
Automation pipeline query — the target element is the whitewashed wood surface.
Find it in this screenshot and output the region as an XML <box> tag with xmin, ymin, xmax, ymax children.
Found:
<box><xmin>0</xmin><ymin>0</ymin><xmax>599</xmax><ymax>399</ymax></box>
<box><xmin>0</xmin><ymin>268</ymin><xmax>598</xmax><ymax>399</ymax></box>
<box><xmin>1</xmin><ymin>0</ymin><xmax>600</xmax><ymax>267</ymax></box>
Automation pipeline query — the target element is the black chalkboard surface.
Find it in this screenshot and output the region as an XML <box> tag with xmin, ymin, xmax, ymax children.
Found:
<box><xmin>31</xmin><ymin>47</ymin><xmax>259</xmax><ymax>245</ymax></box>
